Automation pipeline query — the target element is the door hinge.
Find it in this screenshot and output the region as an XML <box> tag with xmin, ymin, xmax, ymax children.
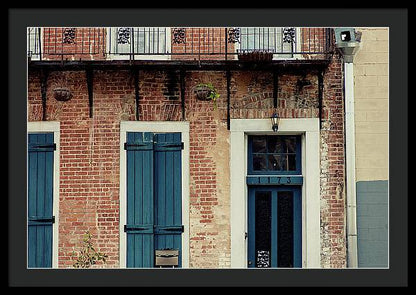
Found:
<box><xmin>245</xmin><ymin>232</ymin><xmax>248</xmax><ymax>240</ymax></box>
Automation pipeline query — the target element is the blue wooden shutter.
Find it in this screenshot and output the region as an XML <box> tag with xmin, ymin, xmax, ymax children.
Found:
<box><xmin>154</xmin><ymin>133</ymin><xmax>183</xmax><ymax>267</ymax></box>
<box><xmin>125</xmin><ymin>132</ymin><xmax>154</xmax><ymax>268</ymax></box>
<box><xmin>125</xmin><ymin>132</ymin><xmax>183</xmax><ymax>268</ymax></box>
<box><xmin>28</xmin><ymin>133</ymin><xmax>55</xmax><ymax>268</ymax></box>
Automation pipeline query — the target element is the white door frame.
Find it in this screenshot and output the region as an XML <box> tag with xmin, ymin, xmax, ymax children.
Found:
<box><xmin>119</xmin><ymin>121</ymin><xmax>190</xmax><ymax>268</ymax></box>
<box><xmin>27</xmin><ymin>121</ymin><xmax>60</xmax><ymax>268</ymax></box>
<box><xmin>230</xmin><ymin>118</ymin><xmax>321</xmax><ymax>268</ymax></box>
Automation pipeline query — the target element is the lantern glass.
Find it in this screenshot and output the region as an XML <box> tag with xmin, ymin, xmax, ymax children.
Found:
<box><xmin>270</xmin><ymin>113</ymin><xmax>279</xmax><ymax>132</ymax></box>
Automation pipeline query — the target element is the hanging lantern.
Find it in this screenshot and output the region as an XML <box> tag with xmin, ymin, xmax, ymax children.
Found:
<box><xmin>270</xmin><ymin>112</ymin><xmax>279</xmax><ymax>132</ymax></box>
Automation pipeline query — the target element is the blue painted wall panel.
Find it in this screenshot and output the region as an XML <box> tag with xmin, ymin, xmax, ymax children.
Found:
<box><xmin>356</xmin><ymin>180</ymin><xmax>388</xmax><ymax>268</ymax></box>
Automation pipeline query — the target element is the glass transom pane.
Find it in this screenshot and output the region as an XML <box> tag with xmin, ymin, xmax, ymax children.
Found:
<box><xmin>249</xmin><ymin>135</ymin><xmax>299</xmax><ymax>174</ymax></box>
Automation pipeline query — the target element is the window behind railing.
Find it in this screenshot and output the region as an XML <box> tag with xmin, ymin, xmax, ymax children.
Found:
<box><xmin>239</xmin><ymin>27</ymin><xmax>296</xmax><ymax>58</ymax></box>
<box><xmin>108</xmin><ymin>27</ymin><xmax>170</xmax><ymax>60</ymax></box>
<box><xmin>27</xmin><ymin>27</ymin><xmax>41</xmax><ymax>60</ymax></box>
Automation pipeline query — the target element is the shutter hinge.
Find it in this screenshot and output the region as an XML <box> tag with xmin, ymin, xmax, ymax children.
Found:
<box><xmin>162</xmin><ymin>225</ymin><xmax>184</xmax><ymax>233</ymax></box>
<box><xmin>124</xmin><ymin>141</ymin><xmax>183</xmax><ymax>150</ymax></box>
<box><xmin>124</xmin><ymin>142</ymin><xmax>153</xmax><ymax>150</ymax></box>
<box><xmin>28</xmin><ymin>216</ymin><xmax>55</xmax><ymax>223</ymax></box>
<box><xmin>29</xmin><ymin>143</ymin><xmax>56</xmax><ymax>150</ymax></box>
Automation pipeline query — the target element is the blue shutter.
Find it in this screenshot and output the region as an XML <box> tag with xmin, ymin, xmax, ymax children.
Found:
<box><xmin>154</xmin><ymin>133</ymin><xmax>183</xmax><ymax>267</ymax></box>
<box><xmin>125</xmin><ymin>132</ymin><xmax>183</xmax><ymax>268</ymax></box>
<box><xmin>28</xmin><ymin>133</ymin><xmax>55</xmax><ymax>268</ymax></box>
<box><xmin>125</xmin><ymin>132</ymin><xmax>154</xmax><ymax>268</ymax></box>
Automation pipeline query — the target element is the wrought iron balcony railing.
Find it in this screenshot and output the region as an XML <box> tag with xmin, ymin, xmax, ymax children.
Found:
<box><xmin>27</xmin><ymin>27</ymin><xmax>334</xmax><ymax>62</ymax></box>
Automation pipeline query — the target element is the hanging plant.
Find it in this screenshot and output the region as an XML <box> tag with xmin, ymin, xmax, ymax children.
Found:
<box><xmin>237</xmin><ymin>50</ymin><xmax>274</xmax><ymax>62</ymax></box>
<box><xmin>52</xmin><ymin>74</ymin><xmax>73</xmax><ymax>102</ymax></box>
<box><xmin>194</xmin><ymin>83</ymin><xmax>220</xmax><ymax>109</ymax></box>
<box><xmin>53</xmin><ymin>87</ymin><xmax>72</xmax><ymax>101</ymax></box>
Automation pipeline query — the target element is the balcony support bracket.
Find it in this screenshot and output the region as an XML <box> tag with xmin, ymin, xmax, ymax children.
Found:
<box><xmin>273</xmin><ymin>70</ymin><xmax>278</xmax><ymax>109</ymax></box>
<box><xmin>180</xmin><ymin>69</ymin><xmax>186</xmax><ymax>121</ymax></box>
<box><xmin>226</xmin><ymin>69</ymin><xmax>231</xmax><ymax>130</ymax></box>
<box><xmin>86</xmin><ymin>68</ymin><xmax>94</xmax><ymax>118</ymax></box>
<box><xmin>133</xmin><ymin>68</ymin><xmax>140</xmax><ymax>120</ymax></box>
<box><xmin>40</xmin><ymin>68</ymin><xmax>49</xmax><ymax>121</ymax></box>
<box><xmin>318</xmin><ymin>70</ymin><xmax>324</xmax><ymax>130</ymax></box>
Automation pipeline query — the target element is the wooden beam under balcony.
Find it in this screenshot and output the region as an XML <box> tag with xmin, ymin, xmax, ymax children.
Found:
<box><xmin>28</xmin><ymin>59</ymin><xmax>330</xmax><ymax>73</ymax></box>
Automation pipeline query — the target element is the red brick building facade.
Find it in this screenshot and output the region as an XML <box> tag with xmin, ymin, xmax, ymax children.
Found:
<box><xmin>27</xmin><ymin>27</ymin><xmax>346</xmax><ymax>268</ymax></box>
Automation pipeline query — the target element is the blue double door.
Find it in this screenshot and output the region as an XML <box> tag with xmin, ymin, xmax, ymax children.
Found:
<box><xmin>248</xmin><ymin>186</ymin><xmax>302</xmax><ymax>268</ymax></box>
<box><xmin>124</xmin><ymin>132</ymin><xmax>183</xmax><ymax>268</ymax></box>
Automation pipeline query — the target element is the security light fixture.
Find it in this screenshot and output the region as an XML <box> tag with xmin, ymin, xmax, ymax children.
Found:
<box><xmin>270</xmin><ymin>112</ymin><xmax>280</xmax><ymax>132</ymax></box>
<box><xmin>340</xmin><ymin>31</ymin><xmax>351</xmax><ymax>42</ymax></box>
<box><xmin>334</xmin><ymin>28</ymin><xmax>361</xmax><ymax>63</ymax></box>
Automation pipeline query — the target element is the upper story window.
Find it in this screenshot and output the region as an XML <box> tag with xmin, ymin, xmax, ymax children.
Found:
<box><xmin>27</xmin><ymin>27</ymin><xmax>41</xmax><ymax>60</ymax></box>
<box><xmin>238</xmin><ymin>27</ymin><xmax>297</xmax><ymax>59</ymax></box>
<box><xmin>248</xmin><ymin>135</ymin><xmax>301</xmax><ymax>175</ymax></box>
<box><xmin>108</xmin><ymin>27</ymin><xmax>171</xmax><ymax>60</ymax></box>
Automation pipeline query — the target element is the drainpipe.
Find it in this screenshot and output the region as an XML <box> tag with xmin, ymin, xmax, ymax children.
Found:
<box><xmin>334</xmin><ymin>28</ymin><xmax>361</xmax><ymax>268</ymax></box>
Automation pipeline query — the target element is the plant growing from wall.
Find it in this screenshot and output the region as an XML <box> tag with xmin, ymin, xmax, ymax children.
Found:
<box><xmin>194</xmin><ymin>83</ymin><xmax>220</xmax><ymax>109</ymax></box>
<box><xmin>72</xmin><ymin>231</ymin><xmax>108</xmax><ymax>268</ymax></box>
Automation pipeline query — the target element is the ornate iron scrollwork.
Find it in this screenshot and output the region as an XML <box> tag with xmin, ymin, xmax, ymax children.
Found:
<box><xmin>172</xmin><ymin>28</ymin><xmax>186</xmax><ymax>44</ymax></box>
<box><xmin>283</xmin><ymin>27</ymin><xmax>296</xmax><ymax>43</ymax></box>
<box><xmin>63</xmin><ymin>28</ymin><xmax>76</xmax><ymax>44</ymax></box>
<box><xmin>256</xmin><ymin>250</ymin><xmax>270</xmax><ymax>268</ymax></box>
<box><xmin>117</xmin><ymin>27</ymin><xmax>131</xmax><ymax>44</ymax></box>
<box><xmin>227</xmin><ymin>28</ymin><xmax>240</xmax><ymax>43</ymax></box>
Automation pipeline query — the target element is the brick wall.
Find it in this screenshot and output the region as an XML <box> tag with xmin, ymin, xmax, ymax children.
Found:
<box><xmin>28</xmin><ymin>31</ymin><xmax>346</xmax><ymax>269</ymax></box>
<box><xmin>28</xmin><ymin>57</ymin><xmax>346</xmax><ymax>268</ymax></box>
<box><xmin>300</xmin><ymin>28</ymin><xmax>329</xmax><ymax>59</ymax></box>
<box><xmin>171</xmin><ymin>28</ymin><xmax>236</xmax><ymax>61</ymax></box>
<box><xmin>41</xmin><ymin>28</ymin><xmax>106</xmax><ymax>61</ymax></box>
<box><xmin>28</xmin><ymin>70</ymin><xmax>131</xmax><ymax>267</ymax></box>
<box><xmin>39</xmin><ymin>27</ymin><xmax>235</xmax><ymax>61</ymax></box>
<box><xmin>319</xmin><ymin>53</ymin><xmax>347</xmax><ymax>268</ymax></box>
<box><xmin>38</xmin><ymin>27</ymin><xmax>331</xmax><ymax>62</ymax></box>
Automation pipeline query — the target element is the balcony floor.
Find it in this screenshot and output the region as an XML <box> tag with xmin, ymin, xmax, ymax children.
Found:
<box><xmin>28</xmin><ymin>58</ymin><xmax>331</xmax><ymax>72</ymax></box>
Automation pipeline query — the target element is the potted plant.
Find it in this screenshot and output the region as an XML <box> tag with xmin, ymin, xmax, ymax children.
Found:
<box><xmin>237</xmin><ymin>49</ymin><xmax>274</xmax><ymax>62</ymax></box>
<box><xmin>53</xmin><ymin>87</ymin><xmax>72</xmax><ymax>101</ymax></box>
<box><xmin>194</xmin><ymin>83</ymin><xmax>220</xmax><ymax>109</ymax></box>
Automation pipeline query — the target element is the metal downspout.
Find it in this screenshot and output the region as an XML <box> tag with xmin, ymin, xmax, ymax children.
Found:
<box><xmin>344</xmin><ymin>61</ymin><xmax>358</xmax><ymax>268</ymax></box>
<box><xmin>334</xmin><ymin>28</ymin><xmax>361</xmax><ymax>268</ymax></box>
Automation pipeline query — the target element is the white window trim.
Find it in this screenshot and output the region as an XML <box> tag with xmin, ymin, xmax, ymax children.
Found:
<box><xmin>230</xmin><ymin>118</ymin><xmax>320</xmax><ymax>268</ymax></box>
<box><xmin>107</xmin><ymin>27</ymin><xmax>172</xmax><ymax>61</ymax></box>
<box><xmin>27</xmin><ymin>121</ymin><xmax>60</xmax><ymax>268</ymax></box>
<box><xmin>119</xmin><ymin>121</ymin><xmax>190</xmax><ymax>268</ymax></box>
